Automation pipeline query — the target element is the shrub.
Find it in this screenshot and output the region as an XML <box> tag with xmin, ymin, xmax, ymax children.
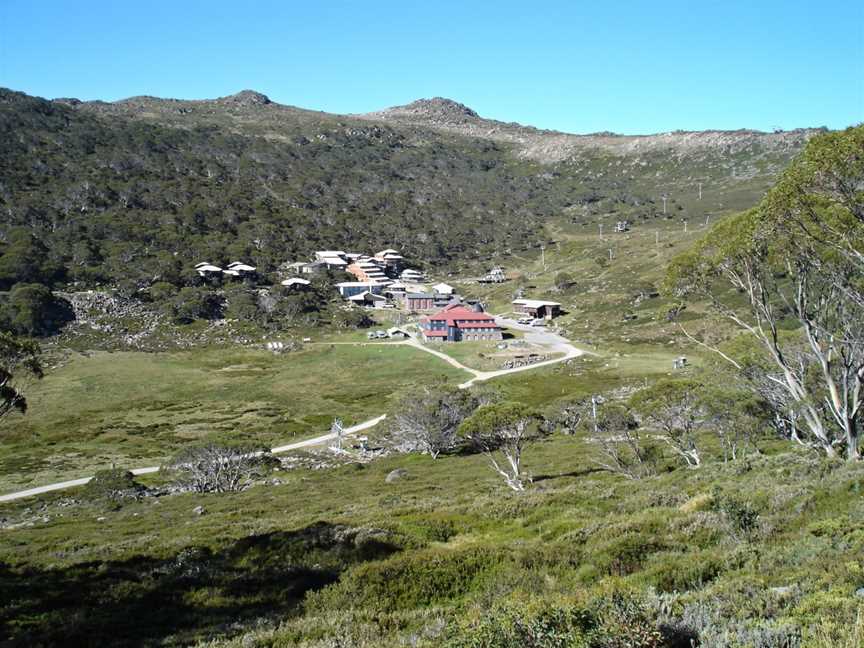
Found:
<box><xmin>0</xmin><ymin>283</ymin><xmax>74</xmax><ymax>336</ymax></box>
<box><xmin>308</xmin><ymin>546</ymin><xmax>508</xmax><ymax>613</ymax></box>
<box><xmin>81</xmin><ymin>469</ymin><xmax>144</xmax><ymax>504</ymax></box>
<box><xmin>594</xmin><ymin>534</ymin><xmax>666</xmax><ymax>577</ymax></box>
<box><xmin>712</xmin><ymin>490</ymin><xmax>760</xmax><ymax>539</ymax></box>
<box><xmin>446</xmin><ymin>598</ymin><xmax>596</xmax><ymax>648</ymax></box>
<box><xmin>167</xmin><ymin>287</ymin><xmax>223</xmax><ymax>324</ymax></box>
<box><xmin>167</xmin><ymin>443</ymin><xmax>277</xmax><ymax>493</ymax></box>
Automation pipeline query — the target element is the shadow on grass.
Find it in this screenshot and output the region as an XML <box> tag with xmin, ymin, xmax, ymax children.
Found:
<box><xmin>532</xmin><ymin>467</ymin><xmax>604</xmax><ymax>483</ymax></box>
<box><xmin>0</xmin><ymin>521</ymin><xmax>398</xmax><ymax>647</ymax></box>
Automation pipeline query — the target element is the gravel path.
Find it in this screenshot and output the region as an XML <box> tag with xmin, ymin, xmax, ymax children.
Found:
<box><xmin>0</xmin><ymin>322</ymin><xmax>584</xmax><ymax>502</ymax></box>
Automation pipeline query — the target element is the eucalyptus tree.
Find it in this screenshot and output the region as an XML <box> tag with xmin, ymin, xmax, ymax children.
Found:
<box><xmin>458</xmin><ymin>402</ymin><xmax>543</xmax><ymax>491</ymax></box>
<box><xmin>666</xmin><ymin>126</ymin><xmax>864</xmax><ymax>460</ymax></box>
<box><xmin>0</xmin><ymin>332</ymin><xmax>42</xmax><ymax>423</ymax></box>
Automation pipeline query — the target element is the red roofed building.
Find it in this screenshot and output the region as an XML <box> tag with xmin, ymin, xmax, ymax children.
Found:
<box><xmin>420</xmin><ymin>304</ymin><xmax>502</xmax><ymax>342</ymax></box>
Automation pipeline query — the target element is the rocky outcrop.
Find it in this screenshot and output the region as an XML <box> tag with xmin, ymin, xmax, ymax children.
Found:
<box><xmin>216</xmin><ymin>90</ymin><xmax>271</xmax><ymax>107</ymax></box>
<box><xmin>361</xmin><ymin>97</ymin><xmax>823</xmax><ymax>164</ymax></box>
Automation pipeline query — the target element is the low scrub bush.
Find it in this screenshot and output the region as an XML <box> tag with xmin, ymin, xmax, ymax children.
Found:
<box><xmin>80</xmin><ymin>469</ymin><xmax>144</xmax><ymax>504</ymax></box>
<box><xmin>446</xmin><ymin>598</ymin><xmax>596</xmax><ymax>648</ymax></box>
<box><xmin>308</xmin><ymin>546</ymin><xmax>510</xmax><ymax>613</ymax></box>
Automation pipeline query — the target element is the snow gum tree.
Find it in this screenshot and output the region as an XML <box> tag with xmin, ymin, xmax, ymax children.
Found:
<box><xmin>458</xmin><ymin>402</ymin><xmax>543</xmax><ymax>491</ymax></box>
<box><xmin>666</xmin><ymin>125</ymin><xmax>864</xmax><ymax>460</ymax></box>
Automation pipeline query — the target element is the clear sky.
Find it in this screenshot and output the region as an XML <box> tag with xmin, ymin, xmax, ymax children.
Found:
<box><xmin>1</xmin><ymin>0</ymin><xmax>861</xmax><ymax>134</ymax></box>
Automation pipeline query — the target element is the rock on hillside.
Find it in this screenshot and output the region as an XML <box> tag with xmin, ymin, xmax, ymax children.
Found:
<box><xmin>215</xmin><ymin>90</ymin><xmax>272</xmax><ymax>106</ymax></box>
<box><xmin>361</xmin><ymin>97</ymin><xmax>824</xmax><ymax>164</ymax></box>
<box><xmin>368</xmin><ymin>97</ymin><xmax>480</xmax><ymax>124</ymax></box>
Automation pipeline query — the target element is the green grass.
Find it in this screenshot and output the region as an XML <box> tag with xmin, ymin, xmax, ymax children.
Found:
<box><xmin>0</xmin><ymin>344</ymin><xmax>469</xmax><ymax>492</ymax></box>
<box><xmin>1</xmin><ymin>430</ymin><xmax>861</xmax><ymax>646</ymax></box>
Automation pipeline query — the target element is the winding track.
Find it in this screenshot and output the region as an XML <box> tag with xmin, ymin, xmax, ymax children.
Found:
<box><xmin>0</xmin><ymin>320</ymin><xmax>583</xmax><ymax>503</ymax></box>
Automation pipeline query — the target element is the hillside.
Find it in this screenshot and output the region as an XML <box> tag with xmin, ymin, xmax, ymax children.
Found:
<box><xmin>0</xmin><ymin>88</ymin><xmax>820</xmax><ymax>292</ymax></box>
<box><xmin>361</xmin><ymin>97</ymin><xmax>819</xmax><ymax>164</ymax></box>
<box><xmin>1</xmin><ymin>87</ymin><xmax>860</xmax><ymax>648</ymax></box>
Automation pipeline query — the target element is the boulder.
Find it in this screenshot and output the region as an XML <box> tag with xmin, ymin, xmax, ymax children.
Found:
<box><xmin>385</xmin><ymin>468</ymin><xmax>409</xmax><ymax>483</ymax></box>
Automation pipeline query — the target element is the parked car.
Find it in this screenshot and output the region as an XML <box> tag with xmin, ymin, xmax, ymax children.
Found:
<box><xmin>367</xmin><ymin>332</ymin><xmax>377</xmax><ymax>340</ymax></box>
<box><xmin>531</xmin><ymin>319</ymin><xmax>547</xmax><ymax>327</ymax></box>
<box><xmin>375</xmin><ymin>330</ymin><xmax>388</xmax><ymax>338</ymax></box>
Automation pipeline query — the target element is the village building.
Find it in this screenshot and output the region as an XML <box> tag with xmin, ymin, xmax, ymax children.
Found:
<box><xmin>195</xmin><ymin>262</ymin><xmax>223</xmax><ymax>277</ymax></box>
<box><xmin>432</xmin><ymin>282</ymin><xmax>454</xmax><ymax>295</ymax></box>
<box><xmin>479</xmin><ymin>266</ymin><xmax>507</xmax><ymax>283</ymax></box>
<box><xmin>512</xmin><ymin>298</ymin><xmax>562</xmax><ymax>320</ymax></box>
<box><xmin>347</xmin><ymin>291</ymin><xmax>387</xmax><ymax>307</ymax></box>
<box><xmin>375</xmin><ymin>249</ymin><xmax>405</xmax><ymax>273</ymax></box>
<box><xmin>222</xmin><ymin>261</ymin><xmax>257</xmax><ymax>278</ymax></box>
<box><xmin>347</xmin><ymin>258</ymin><xmax>389</xmax><ymax>284</ymax></box>
<box><xmin>336</xmin><ymin>281</ymin><xmax>384</xmax><ymax>298</ymax></box>
<box><xmin>403</xmin><ymin>292</ymin><xmax>436</xmax><ymax>311</ymax></box>
<box><xmin>387</xmin><ymin>327</ymin><xmax>410</xmax><ymax>339</ymax></box>
<box><xmin>400</xmin><ymin>268</ymin><xmax>426</xmax><ymax>283</ymax></box>
<box><xmin>281</xmin><ymin>277</ymin><xmax>311</xmax><ymax>289</ymax></box>
<box><xmin>314</xmin><ymin>251</ymin><xmax>349</xmax><ymax>269</ymax></box>
<box><xmin>420</xmin><ymin>304</ymin><xmax>503</xmax><ymax>342</ymax></box>
<box><xmin>283</xmin><ymin>261</ymin><xmax>324</xmax><ymax>275</ymax></box>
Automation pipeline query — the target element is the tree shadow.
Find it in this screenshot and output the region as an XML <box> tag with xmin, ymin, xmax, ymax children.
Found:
<box><xmin>532</xmin><ymin>467</ymin><xmax>604</xmax><ymax>483</ymax></box>
<box><xmin>0</xmin><ymin>521</ymin><xmax>399</xmax><ymax>647</ymax></box>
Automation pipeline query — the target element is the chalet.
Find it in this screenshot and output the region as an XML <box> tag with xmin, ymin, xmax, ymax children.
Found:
<box><xmin>336</xmin><ymin>282</ymin><xmax>384</xmax><ymax>298</ymax></box>
<box><xmin>420</xmin><ymin>304</ymin><xmax>502</xmax><ymax>342</ymax></box>
<box><xmin>281</xmin><ymin>277</ymin><xmax>311</xmax><ymax>289</ymax></box>
<box><xmin>479</xmin><ymin>267</ymin><xmax>506</xmax><ymax>283</ymax></box>
<box><xmin>195</xmin><ymin>262</ymin><xmax>223</xmax><ymax>277</ymax></box>
<box><xmin>375</xmin><ymin>249</ymin><xmax>405</xmax><ymax>272</ymax></box>
<box><xmin>314</xmin><ymin>251</ymin><xmax>349</xmax><ymax>269</ymax></box>
<box><xmin>512</xmin><ymin>299</ymin><xmax>562</xmax><ymax>320</ymax></box>
<box><xmin>404</xmin><ymin>292</ymin><xmax>436</xmax><ymax>311</ymax></box>
<box><xmin>347</xmin><ymin>291</ymin><xmax>387</xmax><ymax>307</ymax></box>
<box><xmin>223</xmin><ymin>261</ymin><xmax>257</xmax><ymax>278</ymax></box>
<box><xmin>400</xmin><ymin>268</ymin><xmax>426</xmax><ymax>283</ymax></box>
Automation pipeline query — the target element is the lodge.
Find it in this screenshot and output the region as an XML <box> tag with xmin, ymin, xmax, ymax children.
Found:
<box><xmin>512</xmin><ymin>298</ymin><xmax>562</xmax><ymax>320</ymax></box>
<box><xmin>420</xmin><ymin>304</ymin><xmax>503</xmax><ymax>342</ymax></box>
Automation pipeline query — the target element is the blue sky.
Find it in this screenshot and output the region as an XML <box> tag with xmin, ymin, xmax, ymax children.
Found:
<box><xmin>1</xmin><ymin>1</ymin><xmax>861</xmax><ymax>134</ymax></box>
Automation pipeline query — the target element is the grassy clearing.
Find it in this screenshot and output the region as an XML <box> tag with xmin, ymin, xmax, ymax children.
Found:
<box><xmin>0</xmin><ymin>344</ymin><xmax>469</xmax><ymax>492</ymax></box>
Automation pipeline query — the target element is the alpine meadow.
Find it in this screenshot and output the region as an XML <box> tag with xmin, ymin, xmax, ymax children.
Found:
<box><xmin>1</xmin><ymin>3</ymin><xmax>863</xmax><ymax>647</ymax></box>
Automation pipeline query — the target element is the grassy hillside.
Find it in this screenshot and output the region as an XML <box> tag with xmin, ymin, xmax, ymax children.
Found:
<box><xmin>1</xmin><ymin>431</ymin><xmax>861</xmax><ymax>647</ymax></box>
<box><xmin>0</xmin><ymin>343</ymin><xmax>469</xmax><ymax>492</ymax></box>
<box><xmin>0</xmin><ymin>91</ymin><xmax>857</xmax><ymax>648</ymax></box>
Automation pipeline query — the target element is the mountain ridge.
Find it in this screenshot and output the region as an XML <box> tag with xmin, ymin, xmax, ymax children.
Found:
<box><xmin>49</xmin><ymin>89</ymin><xmax>822</xmax><ymax>137</ymax></box>
<box><xmin>41</xmin><ymin>89</ymin><xmax>824</xmax><ymax>164</ymax></box>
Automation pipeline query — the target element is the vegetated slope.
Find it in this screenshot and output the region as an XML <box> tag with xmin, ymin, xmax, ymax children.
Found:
<box><xmin>0</xmin><ymin>89</ymin><xmax>548</xmax><ymax>287</ymax></box>
<box><xmin>361</xmin><ymin>96</ymin><xmax>821</xmax><ymax>164</ymax></box>
<box><xmin>0</xmin><ymin>88</ymin><xmax>818</xmax><ymax>291</ymax></box>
